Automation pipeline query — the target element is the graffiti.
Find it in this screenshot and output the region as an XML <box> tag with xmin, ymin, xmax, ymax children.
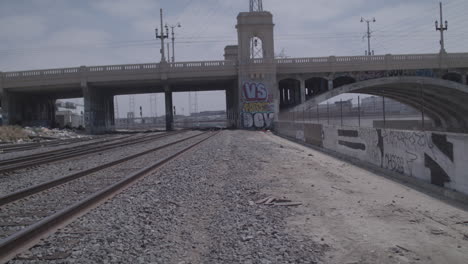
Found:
<box><xmin>318</xmin><ymin>125</ymin><xmax>464</xmax><ymax>194</ymax></box>
<box><xmin>383</xmin><ymin>154</ymin><xmax>405</xmax><ymax>174</ymax></box>
<box><xmin>381</xmin><ymin>130</ymin><xmax>432</xmax><ymax>153</ymax></box>
<box><xmin>425</xmin><ymin>154</ymin><xmax>451</xmax><ymax>187</ymax></box>
<box><xmin>241</xmin><ymin>81</ymin><xmax>274</xmax><ymax>129</ymax></box>
<box><xmin>405</xmin><ymin>151</ymin><xmax>418</xmax><ymax>177</ymax></box>
<box><xmin>388</xmin><ymin>69</ymin><xmax>435</xmax><ymax>78</ymax></box>
<box><xmin>355</xmin><ymin>71</ymin><xmax>385</xmax><ymax>82</ymax></box>
<box><xmin>242</xmin><ymin>112</ymin><xmax>274</xmax><ymax>129</ymax></box>
<box><xmin>242</xmin><ymin>102</ymin><xmax>273</xmax><ymax>113</ymax></box>
<box><xmin>242</xmin><ymin>82</ymin><xmax>269</xmax><ymax>102</ymax></box>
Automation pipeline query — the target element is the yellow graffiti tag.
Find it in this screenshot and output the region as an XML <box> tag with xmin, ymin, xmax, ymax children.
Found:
<box><xmin>243</xmin><ymin>102</ymin><xmax>272</xmax><ymax>113</ymax></box>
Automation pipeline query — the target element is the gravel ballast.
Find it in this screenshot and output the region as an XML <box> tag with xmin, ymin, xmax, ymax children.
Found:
<box><xmin>8</xmin><ymin>130</ymin><xmax>326</xmax><ymax>263</ymax></box>
<box><xmin>0</xmin><ymin>131</ymin><xmax>199</xmax><ymax>196</ymax></box>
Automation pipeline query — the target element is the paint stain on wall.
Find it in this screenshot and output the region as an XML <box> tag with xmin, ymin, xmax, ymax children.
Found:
<box><xmin>339</xmin><ymin>140</ymin><xmax>366</xmax><ymax>150</ymax></box>
<box><xmin>338</xmin><ymin>130</ymin><xmax>359</xmax><ymax>137</ymax></box>
<box><xmin>424</xmin><ymin>154</ymin><xmax>451</xmax><ymax>187</ymax></box>
<box><xmin>432</xmin><ymin>133</ymin><xmax>454</xmax><ymax>162</ymax></box>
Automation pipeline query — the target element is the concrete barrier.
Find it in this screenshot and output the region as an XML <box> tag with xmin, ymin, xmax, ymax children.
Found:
<box><xmin>275</xmin><ymin>122</ymin><xmax>468</xmax><ymax>197</ymax></box>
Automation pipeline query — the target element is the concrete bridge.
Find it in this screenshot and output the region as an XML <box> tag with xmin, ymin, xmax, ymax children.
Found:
<box><xmin>1</xmin><ymin>10</ymin><xmax>468</xmax><ymax>133</ymax></box>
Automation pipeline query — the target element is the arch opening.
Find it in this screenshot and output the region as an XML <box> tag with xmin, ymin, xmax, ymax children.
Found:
<box><xmin>305</xmin><ymin>77</ymin><xmax>329</xmax><ymax>100</ymax></box>
<box><xmin>442</xmin><ymin>72</ymin><xmax>463</xmax><ymax>83</ymax></box>
<box><xmin>250</xmin><ymin>36</ymin><xmax>264</xmax><ymax>59</ymax></box>
<box><xmin>279</xmin><ymin>79</ymin><xmax>301</xmax><ymax>109</ymax></box>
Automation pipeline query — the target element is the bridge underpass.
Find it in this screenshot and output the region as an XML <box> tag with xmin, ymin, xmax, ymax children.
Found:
<box><xmin>284</xmin><ymin>76</ymin><xmax>468</xmax><ymax>133</ymax></box>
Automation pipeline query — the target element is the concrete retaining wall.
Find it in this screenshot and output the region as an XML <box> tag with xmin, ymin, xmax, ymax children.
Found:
<box><xmin>275</xmin><ymin>121</ymin><xmax>468</xmax><ymax>196</ymax></box>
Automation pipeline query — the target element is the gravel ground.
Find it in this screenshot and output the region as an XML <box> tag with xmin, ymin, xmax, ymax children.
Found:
<box><xmin>0</xmin><ymin>132</ymin><xmax>211</xmax><ymax>240</ymax></box>
<box><xmin>8</xmin><ymin>130</ymin><xmax>326</xmax><ymax>264</ymax></box>
<box><xmin>0</xmin><ymin>131</ymin><xmax>198</xmax><ymax>196</ymax></box>
<box><xmin>7</xmin><ymin>130</ymin><xmax>467</xmax><ymax>264</ymax></box>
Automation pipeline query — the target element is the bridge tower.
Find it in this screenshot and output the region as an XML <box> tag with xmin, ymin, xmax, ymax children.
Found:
<box><xmin>235</xmin><ymin>0</ymin><xmax>277</xmax><ymax>129</ymax></box>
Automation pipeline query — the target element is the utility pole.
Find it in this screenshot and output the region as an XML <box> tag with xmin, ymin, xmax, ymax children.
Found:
<box><xmin>435</xmin><ymin>2</ymin><xmax>448</xmax><ymax>53</ymax></box>
<box><xmin>361</xmin><ymin>17</ymin><xmax>376</xmax><ymax>56</ymax></box>
<box><xmin>155</xmin><ymin>9</ymin><xmax>169</xmax><ymax>62</ymax></box>
<box><xmin>168</xmin><ymin>23</ymin><xmax>181</xmax><ymax>63</ymax></box>
<box><xmin>167</xmin><ymin>43</ymin><xmax>170</xmax><ymax>61</ymax></box>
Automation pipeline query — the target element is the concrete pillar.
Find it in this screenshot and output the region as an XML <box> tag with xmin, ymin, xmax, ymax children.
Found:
<box><xmin>328</xmin><ymin>79</ymin><xmax>334</xmax><ymax>90</ymax></box>
<box><xmin>164</xmin><ymin>86</ymin><xmax>174</xmax><ymax>131</ymax></box>
<box><xmin>1</xmin><ymin>90</ymin><xmax>19</xmax><ymax>125</ymax></box>
<box><xmin>300</xmin><ymin>79</ymin><xmax>306</xmax><ymax>104</ymax></box>
<box><xmin>82</xmin><ymin>83</ymin><xmax>113</xmax><ymax>134</ymax></box>
<box><xmin>226</xmin><ymin>84</ymin><xmax>239</xmax><ymax>129</ymax></box>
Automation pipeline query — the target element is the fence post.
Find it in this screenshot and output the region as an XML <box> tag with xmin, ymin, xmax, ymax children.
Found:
<box><xmin>340</xmin><ymin>99</ymin><xmax>343</xmax><ymax>126</ymax></box>
<box><xmin>358</xmin><ymin>96</ymin><xmax>361</xmax><ymax>127</ymax></box>
<box><xmin>420</xmin><ymin>82</ymin><xmax>425</xmax><ymax>130</ymax></box>
<box><xmin>382</xmin><ymin>90</ymin><xmax>386</xmax><ymax>129</ymax></box>
<box><xmin>317</xmin><ymin>105</ymin><xmax>319</xmax><ymax>124</ymax></box>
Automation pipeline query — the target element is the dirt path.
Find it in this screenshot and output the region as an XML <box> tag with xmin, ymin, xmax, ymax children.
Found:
<box><xmin>260</xmin><ymin>132</ymin><xmax>468</xmax><ymax>264</ymax></box>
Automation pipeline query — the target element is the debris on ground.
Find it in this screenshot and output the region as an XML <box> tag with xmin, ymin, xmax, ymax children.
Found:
<box><xmin>0</xmin><ymin>126</ymin><xmax>30</xmax><ymax>143</ymax></box>
<box><xmin>255</xmin><ymin>196</ymin><xmax>302</xmax><ymax>206</ymax></box>
<box><xmin>0</xmin><ymin>126</ymin><xmax>88</xmax><ymax>144</ymax></box>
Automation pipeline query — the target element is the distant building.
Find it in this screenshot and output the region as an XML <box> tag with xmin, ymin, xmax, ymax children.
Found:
<box><xmin>56</xmin><ymin>110</ymin><xmax>84</xmax><ymax>128</ymax></box>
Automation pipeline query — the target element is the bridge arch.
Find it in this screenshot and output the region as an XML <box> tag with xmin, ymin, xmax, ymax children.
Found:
<box><xmin>442</xmin><ymin>72</ymin><xmax>463</xmax><ymax>84</ymax></box>
<box><xmin>292</xmin><ymin>76</ymin><xmax>468</xmax><ymax>133</ymax></box>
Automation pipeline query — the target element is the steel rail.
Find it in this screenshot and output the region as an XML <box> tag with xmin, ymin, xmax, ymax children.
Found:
<box><xmin>0</xmin><ymin>137</ymin><xmax>94</xmax><ymax>153</ymax></box>
<box><xmin>0</xmin><ymin>131</ymin><xmax>219</xmax><ymax>263</ymax></box>
<box><xmin>0</xmin><ymin>131</ymin><xmax>185</xmax><ymax>173</ymax></box>
<box><xmin>0</xmin><ymin>132</ymin><xmax>207</xmax><ymax>206</ymax></box>
<box><xmin>0</xmin><ymin>134</ymin><xmax>135</xmax><ymax>166</ymax></box>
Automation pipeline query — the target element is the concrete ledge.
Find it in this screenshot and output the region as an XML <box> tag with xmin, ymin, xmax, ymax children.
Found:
<box><xmin>274</xmin><ymin>132</ymin><xmax>468</xmax><ymax>207</ymax></box>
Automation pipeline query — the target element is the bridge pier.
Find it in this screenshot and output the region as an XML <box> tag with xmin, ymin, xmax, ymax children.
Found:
<box><xmin>164</xmin><ymin>87</ymin><xmax>174</xmax><ymax>131</ymax></box>
<box><xmin>226</xmin><ymin>84</ymin><xmax>239</xmax><ymax>128</ymax></box>
<box><xmin>1</xmin><ymin>90</ymin><xmax>56</xmax><ymax>127</ymax></box>
<box><xmin>82</xmin><ymin>84</ymin><xmax>114</xmax><ymax>134</ymax></box>
<box><xmin>300</xmin><ymin>79</ymin><xmax>306</xmax><ymax>104</ymax></box>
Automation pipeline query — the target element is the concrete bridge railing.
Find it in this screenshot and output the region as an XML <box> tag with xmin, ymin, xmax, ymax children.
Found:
<box><xmin>276</xmin><ymin>53</ymin><xmax>468</xmax><ymax>74</ymax></box>
<box><xmin>2</xmin><ymin>60</ymin><xmax>238</xmax><ymax>82</ymax></box>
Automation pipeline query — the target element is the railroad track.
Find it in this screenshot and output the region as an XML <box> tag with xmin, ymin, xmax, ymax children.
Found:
<box><xmin>0</xmin><ymin>131</ymin><xmax>185</xmax><ymax>174</ymax></box>
<box><xmin>0</xmin><ymin>137</ymin><xmax>98</xmax><ymax>153</ymax></box>
<box><xmin>0</xmin><ymin>130</ymin><xmax>219</xmax><ymax>263</ymax></box>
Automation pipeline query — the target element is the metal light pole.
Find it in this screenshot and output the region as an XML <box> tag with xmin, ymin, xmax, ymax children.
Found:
<box><xmin>435</xmin><ymin>2</ymin><xmax>448</xmax><ymax>53</ymax></box>
<box><xmin>168</xmin><ymin>23</ymin><xmax>182</xmax><ymax>63</ymax></box>
<box><xmin>155</xmin><ymin>9</ymin><xmax>169</xmax><ymax>62</ymax></box>
<box><xmin>361</xmin><ymin>17</ymin><xmax>376</xmax><ymax>56</ymax></box>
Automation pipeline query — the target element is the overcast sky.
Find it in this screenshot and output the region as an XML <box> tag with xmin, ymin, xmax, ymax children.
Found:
<box><xmin>1</xmin><ymin>0</ymin><xmax>467</xmax><ymax>117</ymax></box>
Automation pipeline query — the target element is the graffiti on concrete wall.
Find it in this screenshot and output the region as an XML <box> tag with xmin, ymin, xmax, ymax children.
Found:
<box><xmin>241</xmin><ymin>81</ymin><xmax>275</xmax><ymax>129</ymax></box>
<box><xmin>323</xmin><ymin>126</ymin><xmax>456</xmax><ymax>188</ymax></box>
<box><xmin>280</xmin><ymin>121</ymin><xmax>466</xmax><ymax>195</ymax></box>
<box><xmin>333</xmin><ymin>69</ymin><xmax>437</xmax><ymax>83</ymax></box>
<box><xmin>375</xmin><ymin>129</ymin><xmax>453</xmax><ymax>186</ymax></box>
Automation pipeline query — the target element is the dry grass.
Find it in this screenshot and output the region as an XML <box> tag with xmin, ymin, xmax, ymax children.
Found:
<box><xmin>0</xmin><ymin>126</ymin><xmax>29</xmax><ymax>143</ymax></box>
